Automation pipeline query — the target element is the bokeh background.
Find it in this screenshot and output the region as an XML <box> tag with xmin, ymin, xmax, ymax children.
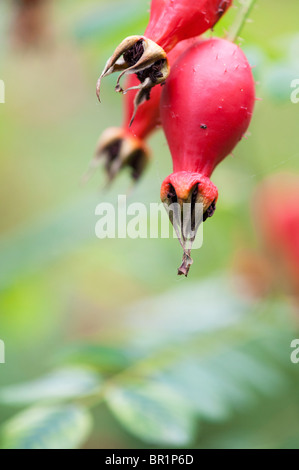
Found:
<box><xmin>0</xmin><ymin>0</ymin><xmax>299</xmax><ymax>449</ymax></box>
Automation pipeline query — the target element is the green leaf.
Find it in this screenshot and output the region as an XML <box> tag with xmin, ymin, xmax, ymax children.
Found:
<box><xmin>105</xmin><ymin>382</ymin><xmax>197</xmax><ymax>447</ymax></box>
<box><xmin>155</xmin><ymin>339</ymin><xmax>287</xmax><ymax>423</ymax></box>
<box><xmin>118</xmin><ymin>279</ymin><xmax>293</xmax><ymax>425</ymax></box>
<box><xmin>0</xmin><ymin>367</ymin><xmax>101</xmax><ymax>406</ymax></box>
<box><xmin>0</xmin><ymin>405</ymin><xmax>92</xmax><ymax>449</ymax></box>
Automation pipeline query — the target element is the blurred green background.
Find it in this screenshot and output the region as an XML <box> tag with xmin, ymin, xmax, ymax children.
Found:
<box><xmin>0</xmin><ymin>0</ymin><xmax>299</xmax><ymax>449</ymax></box>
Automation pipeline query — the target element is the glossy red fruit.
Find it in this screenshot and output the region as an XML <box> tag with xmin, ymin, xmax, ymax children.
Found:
<box><xmin>146</xmin><ymin>0</ymin><xmax>232</xmax><ymax>52</ymax></box>
<box><xmin>160</xmin><ymin>38</ymin><xmax>256</xmax><ymax>276</ymax></box>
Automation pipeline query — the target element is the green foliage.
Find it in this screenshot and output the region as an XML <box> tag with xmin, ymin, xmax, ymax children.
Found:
<box><xmin>0</xmin><ymin>367</ymin><xmax>102</xmax><ymax>405</ymax></box>
<box><xmin>106</xmin><ymin>383</ymin><xmax>197</xmax><ymax>446</ymax></box>
<box><xmin>0</xmin><ymin>277</ymin><xmax>297</xmax><ymax>448</ymax></box>
<box><xmin>0</xmin><ymin>405</ymin><xmax>92</xmax><ymax>450</ymax></box>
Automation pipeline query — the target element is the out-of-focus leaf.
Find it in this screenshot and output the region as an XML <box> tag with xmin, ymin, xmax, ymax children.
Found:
<box><xmin>0</xmin><ymin>367</ymin><xmax>101</xmax><ymax>406</ymax></box>
<box><xmin>105</xmin><ymin>382</ymin><xmax>197</xmax><ymax>447</ymax></box>
<box><xmin>57</xmin><ymin>344</ymin><xmax>133</xmax><ymax>373</ymax></box>
<box><xmin>0</xmin><ymin>405</ymin><xmax>92</xmax><ymax>450</ymax></box>
<box><xmin>154</xmin><ymin>334</ymin><xmax>288</xmax><ymax>423</ymax></box>
<box><xmin>109</xmin><ymin>281</ymin><xmax>294</xmax><ymax>427</ymax></box>
<box><xmin>123</xmin><ymin>277</ymin><xmax>251</xmax><ymax>349</ymax></box>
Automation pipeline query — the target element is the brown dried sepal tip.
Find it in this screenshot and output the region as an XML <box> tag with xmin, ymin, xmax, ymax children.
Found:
<box><xmin>161</xmin><ymin>178</ymin><xmax>218</xmax><ymax>278</ymax></box>
<box><xmin>178</xmin><ymin>253</ymin><xmax>194</xmax><ymax>277</ymax></box>
<box><xmin>96</xmin><ymin>36</ymin><xmax>170</xmax><ymax>123</ymax></box>
<box><xmin>83</xmin><ymin>128</ymin><xmax>150</xmax><ymax>185</ymax></box>
<box><xmin>177</xmin><ymin>201</ymin><xmax>217</xmax><ymax>277</ymax></box>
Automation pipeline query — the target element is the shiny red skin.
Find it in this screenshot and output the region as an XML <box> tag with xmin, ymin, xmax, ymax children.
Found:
<box><xmin>160</xmin><ymin>38</ymin><xmax>256</xmax><ymax>178</ymax></box>
<box><xmin>145</xmin><ymin>0</ymin><xmax>232</xmax><ymax>53</ymax></box>
<box><xmin>123</xmin><ymin>38</ymin><xmax>201</xmax><ymax>141</ymax></box>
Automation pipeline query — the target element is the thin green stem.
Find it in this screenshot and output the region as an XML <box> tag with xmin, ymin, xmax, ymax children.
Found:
<box><xmin>227</xmin><ymin>0</ymin><xmax>257</xmax><ymax>43</ymax></box>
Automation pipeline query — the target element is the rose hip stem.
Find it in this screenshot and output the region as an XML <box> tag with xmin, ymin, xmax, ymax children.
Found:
<box><xmin>96</xmin><ymin>0</ymin><xmax>232</xmax><ymax>117</ymax></box>
<box><xmin>86</xmin><ymin>39</ymin><xmax>199</xmax><ymax>184</ymax></box>
<box><xmin>160</xmin><ymin>38</ymin><xmax>256</xmax><ymax>276</ymax></box>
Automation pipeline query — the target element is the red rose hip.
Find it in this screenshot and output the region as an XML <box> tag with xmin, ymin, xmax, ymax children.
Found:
<box><xmin>160</xmin><ymin>38</ymin><xmax>256</xmax><ymax>276</ymax></box>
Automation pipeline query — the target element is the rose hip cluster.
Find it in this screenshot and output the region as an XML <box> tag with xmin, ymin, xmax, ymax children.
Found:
<box><xmin>91</xmin><ymin>0</ymin><xmax>256</xmax><ymax>276</ymax></box>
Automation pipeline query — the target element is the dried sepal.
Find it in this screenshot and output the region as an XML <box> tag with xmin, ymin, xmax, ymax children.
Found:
<box><xmin>178</xmin><ymin>253</ymin><xmax>194</xmax><ymax>277</ymax></box>
<box><xmin>96</xmin><ymin>36</ymin><xmax>142</xmax><ymax>101</ymax></box>
<box><xmin>83</xmin><ymin>127</ymin><xmax>150</xmax><ymax>185</ymax></box>
<box><xmin>128</xmin><ymin>88</ymin><xmax>153</xmax><ymax>128</ymax></box>
<box><xmin>96</xmin><ymin>36</ymin><xmax>169</xmax><ymax>121</ymax></box>
<box><xmin>162</xmin><ymin>196</ymin><xmax>202</xmax><ymax>278</ymax></box>
<box><xmin>161</xmin><ymin>173</ymin><xmax>219</xmax><ymax>277</ymax></box>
